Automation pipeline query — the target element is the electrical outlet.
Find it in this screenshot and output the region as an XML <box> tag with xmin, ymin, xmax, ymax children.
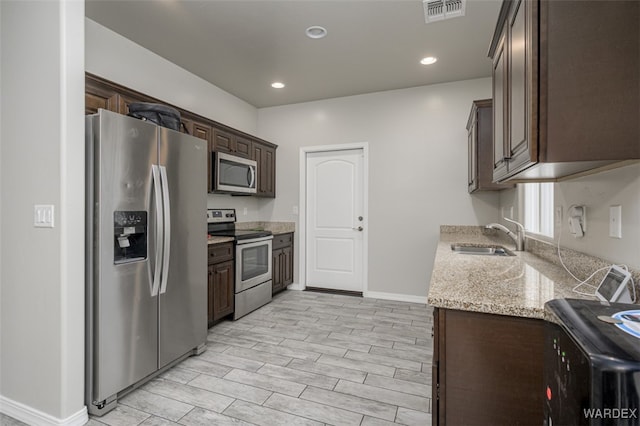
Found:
<box><xmin>609</xmin><ymin>205</ymin><xmax>622</xmax><ymax>238</ymax></box>
<box><xmin>243</xmin><ymin>207</ymin><xmax>248</xmax><ymax>216</ymax></box>
<box><xmin>292</xmin><ymin>205</ymin><xmax>299</xmax><ymax>215</ymax></box>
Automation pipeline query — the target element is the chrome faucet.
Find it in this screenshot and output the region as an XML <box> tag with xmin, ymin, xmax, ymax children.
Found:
<box><xmin>485</xmin><ymin>217</ymin><xmax>526</xmax><ymax>251</ymax></box>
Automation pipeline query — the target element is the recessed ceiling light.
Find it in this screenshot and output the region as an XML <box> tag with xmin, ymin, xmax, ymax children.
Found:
<box><xmin>271</xmin><ymin>82</ymin><xmax>285</xmax><ymax>89</ymax></box>
<box><xmin>306</xmin><ymin>26</ymin><xmax>327</xmax><ymax>39</ymax></box>
<box><xmin>420</xmin><ymin>56</ymin><xmax>438</xmax><ymax>65</ymax></box>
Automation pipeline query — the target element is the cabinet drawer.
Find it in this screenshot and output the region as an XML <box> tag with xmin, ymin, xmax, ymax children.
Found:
<box><xmin>272</xmin><ymin>233</ymin><xmax>293</xmax><ymax>250</ymax></box>
<box><xmin>208</xmin><ymin>242</ymin><xmax>234</xmax><ymax>264</ymax></box>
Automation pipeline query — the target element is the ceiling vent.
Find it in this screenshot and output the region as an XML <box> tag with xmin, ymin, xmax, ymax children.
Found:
<box><xmin>423</xmin><ymin>0</ymin><xmax>466</xmax><ymax>24</ymax></box>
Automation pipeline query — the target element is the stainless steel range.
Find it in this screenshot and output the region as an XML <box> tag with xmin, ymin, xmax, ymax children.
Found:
<box><xmin>207</xmin><ymin>209</ymin><xmax>273</xmax><ymax>319</ymax></box>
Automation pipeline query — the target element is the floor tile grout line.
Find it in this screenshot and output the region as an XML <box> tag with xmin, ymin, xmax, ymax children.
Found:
<box><xmin>269</xmin><ymin>388</ymin><xmax>403</xmax><ymax>424</ymax></box>
<box><xmin>88</xmin><ymin>291</ymin><xmax>433</xmax><ymax>426</ymax></box>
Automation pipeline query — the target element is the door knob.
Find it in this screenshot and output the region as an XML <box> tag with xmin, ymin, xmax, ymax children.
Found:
<box><xmin>353</xmin><ymin>226</ymin><xmax>363</xmax><ymax>231</ymax></box>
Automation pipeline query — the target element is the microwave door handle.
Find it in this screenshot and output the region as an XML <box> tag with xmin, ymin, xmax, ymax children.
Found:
<box><xmin>151</xmin><ymin>165</ymin><xmax>163</xmax><ymax>297</ymax></box>
<box><xmin>248</xmin><ymin>165</ymin><xmax>256</xmax><ymax>189</ymax></box>
<box><xmin>159</xmin><ymin>166</ymin><xmax>171</xmax><ymax>295</ymax></box>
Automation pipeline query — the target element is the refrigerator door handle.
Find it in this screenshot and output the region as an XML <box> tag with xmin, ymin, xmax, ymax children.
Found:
<box><xmin>151</xmin><ymin>165</ymin><xmax>163</xmax><ymax>297</ymax></box>
<box><xmin>159</xmin><ymin>165</ymin><xmax>171</xmax><ymax>294</ymax></box>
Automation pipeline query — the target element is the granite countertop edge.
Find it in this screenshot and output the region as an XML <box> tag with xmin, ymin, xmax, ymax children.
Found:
<box><xmin>236</xmin><ymin>221</ymin><xmax>295</xmax><ymax>235</ymax></box>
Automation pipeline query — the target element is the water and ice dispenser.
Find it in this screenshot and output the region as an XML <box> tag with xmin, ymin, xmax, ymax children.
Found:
<box><xmin>113</xmin><ymin>211</ymin><xmax>147</xmax><ymax>264</ymax></box>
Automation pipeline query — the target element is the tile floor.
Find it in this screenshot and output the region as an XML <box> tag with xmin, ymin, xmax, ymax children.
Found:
<box><xmin>5</xmin><ymin>290</ymin><xmax>434</xmax><ymax>426</ymax></box>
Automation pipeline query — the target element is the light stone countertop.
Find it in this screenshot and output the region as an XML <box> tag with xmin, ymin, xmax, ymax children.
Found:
<box><xmin>427</xmin><ymin>226</ymin><xmax>594</xmax><ymax>320</ymax></box>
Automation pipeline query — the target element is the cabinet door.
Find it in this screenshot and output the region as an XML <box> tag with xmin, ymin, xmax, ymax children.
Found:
<box><xmin>506</xmin><ymin>0</ymin><xmax>533</xmax><ymax>174</ymax></box>
<box><xmin>117</xmin><ymin>93</ymin><xmax>147</xmax><ymax>115</ymax></box>
<box><xmin>492</xmin><ymin>31</ymin><xmax>509</xmax><ymax>182</ymax></box>
<box><xmin>432</xmin><ymin>308</ymin><xmax>442</xmax><ymax>426</ymax></box>
<box><xmin>253</xmin><ymin>142</ymin><xmax>276</xmax><ymax>198</ymax></box>
<box><xmin>192</xmin><ymin>121</ymin><xmax>212</xmax><ymax>143</ymax></box>
<box><xmin>272</xmin><ymin>249</ymin><xmax>283</xmax><ymax>294</ymax></box>
<box><xmin>234</xmin><ymin>136</ymin><xmax>252</xmax><ymax>159</ymax></box>
<box><xmin>282</xmin><ymin>245</ymin><xmax>293</xmax><ymax>286</ymax></box>
<box><xmin>469</xmin><ymin>101</ymin><xmax>514</xmax><ymax>192</ymax></box>
<box><xmin>213</xmin><ymin>128</ymin><xmax>235</xmax><ymax>154</ymax></box>
<box><xmin>85</xmin><ymin>87</ymin><xmax>118</xmax><ymax>115</ymax></box>
<box><xmin>212</xmin><ymin>260</ymin><xmax>234</xmax><ymax>321</ymax></box>
<box><xmin>207</xmin><ymin>265</ymin><xmax>215</xmax><ymax>327</ymax></box>
<box><xmin>208</xmin><ymin>242</ymin><xmax>233</xmax><ymax>264</ymax></box>
<box><xmin>467</xmin><ymin>112</ymin><xmax>478</xmax><ymax>193</ymax></box>
<box><xmin>191</xmin><ymin>122</ymin><xmax>213</xmax><ymax>192</ymax></box>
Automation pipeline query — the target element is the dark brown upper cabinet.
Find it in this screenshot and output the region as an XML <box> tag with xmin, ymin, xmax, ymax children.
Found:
<box><xmin>252</xmin><ymin>142</ymin><xmax>276</xmax><ymax>198</ymax></box>
<box><xmin>85</xmin><ymin>73</ymin><xmax>278</xmax><ymax>198</ymax></box>
<box><xmin>467</xmin><ymin>99</ymin><xmax>514</xmax><ymax>192</ymax></box>
<box><xmin>488</xmin><ymin>0</ymin><xmax>640</xmax><ymax>183</ymax></box>
<box><xmin>212</xmin><ymin>128</ymin><xmax>252</xmax><ymax>159</ymax></box>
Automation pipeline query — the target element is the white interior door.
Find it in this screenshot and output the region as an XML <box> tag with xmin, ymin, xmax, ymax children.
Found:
<box><xmin>306</xmin><ymin>149</ymin><xmax>365</xmax><ymax>292</ymax></box>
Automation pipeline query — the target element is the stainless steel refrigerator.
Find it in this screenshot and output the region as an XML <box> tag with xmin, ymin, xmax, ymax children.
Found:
<box><xmin>85</xmin><ymin>109</ymin><xmax>207</xmax><ymax>416</ymax></box>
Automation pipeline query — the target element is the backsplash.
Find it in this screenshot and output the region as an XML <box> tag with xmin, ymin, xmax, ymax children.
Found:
<box><xmin>207</xmin><ymin>194</ymin><xmax>262</xmax><ymax>221</ymax></box>
<box><xmin>526</xmin><ymin>236</ymin><xmax>640</xmax><ymax>304</ymax></box>
<box><xmin>499</xmin><ymin>162</ymin><xmax>640</xmax><ymax>271</ymax></box>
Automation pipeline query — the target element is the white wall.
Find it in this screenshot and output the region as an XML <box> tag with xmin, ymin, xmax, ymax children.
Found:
<box><xmin>1</xmin><ymin>1</ymin><xmax>86</xmax><ymax>424</ymax></box>
<box><xmin>85</xmin><ymin>19</ymin><xmax>266</xmax><ymax>220</ymax></box>
<box><xmin>501</xmin><ymin>164</ymin><xmax>640</xmax><ymax>270</ymax></box>
<box><xmin>258</xmin><ymin>78</ymin><xmax>500</xmax><ymax>298</ymax></box>
<box><xmin>85</xmin><ymin>18</ymin><xmax>257</xmax><ymax>135</ymax></box>
<box><xmin>555</xmin><ymin>164</ymin><xmax>640</xmax><ymax>269</ymax></box>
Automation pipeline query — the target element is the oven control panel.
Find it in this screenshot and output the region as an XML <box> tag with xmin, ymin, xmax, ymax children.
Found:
<box><xmin>207</xmin><ymin>209</ymin><xmax>236</xmax><ymax>223</ymax></box>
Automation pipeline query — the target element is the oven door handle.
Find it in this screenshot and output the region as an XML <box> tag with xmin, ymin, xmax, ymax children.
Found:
<box><xmin>236</xmin><ymin>235</ymin><xmax>273</xmax><ymax>245</ymax></box>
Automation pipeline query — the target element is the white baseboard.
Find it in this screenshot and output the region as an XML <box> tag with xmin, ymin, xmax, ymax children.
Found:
<box><xmin>286</xmin><ymin>283</ymin><xmax>305</xmax><ymax>291</ymax></box>
<box><xmin>363</xmin><ymin>291</ymin><xmax>428</xmax><ymax>304</ymax></box>
<box><xmin>0</xmin><ymin>396</ymin><xmax>88</xmax><ymax>426</ymax></box>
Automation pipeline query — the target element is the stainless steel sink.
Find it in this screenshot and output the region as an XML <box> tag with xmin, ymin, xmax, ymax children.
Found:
<box><xmin>451</xmin><ymin>243</ymin><xmax>515</xmax><ymax>256</ymax></box>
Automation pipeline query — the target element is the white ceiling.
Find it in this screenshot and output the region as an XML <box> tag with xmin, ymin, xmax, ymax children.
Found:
<box><xmin>86</xmin><ymin>0</ymin><xmax>502</xmax><ymax>108</ymax></box>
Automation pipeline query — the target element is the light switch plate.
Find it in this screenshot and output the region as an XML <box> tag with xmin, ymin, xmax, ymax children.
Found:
<box><xmin>34</xmin><ymin>204</ymin><xmax>55</xmax><ymax>228</ymax></box>
<box><xmin>609</xmin><ymin>205</ymin><xmax>622</xmax><ymax>238</ymax></box>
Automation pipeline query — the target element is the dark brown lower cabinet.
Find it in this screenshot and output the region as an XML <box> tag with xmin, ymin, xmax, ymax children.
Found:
<box><xmin>208</xmin><ymin>243</ymin><xmax>234</xmax><ymax>327</ymax></box>
<box><xmin>272</xmin><ymin>233</ymin><xmax>294</xmax><ymax>295</ymax></box>
<box><xmin>433</xmin><ymin>307</ymin><xmax>544</xmax><ymax>426</ymax></box>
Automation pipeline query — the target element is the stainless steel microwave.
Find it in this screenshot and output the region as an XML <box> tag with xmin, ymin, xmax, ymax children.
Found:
<box><xmin>213</xmin><ymin>152</ymin><xmax>257</xmax><ymax>194</ymax></box>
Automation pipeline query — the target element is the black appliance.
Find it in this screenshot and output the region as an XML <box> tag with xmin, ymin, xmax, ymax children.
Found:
<box><xmin>544</xmin><ymin>298</ymin><xmax>640</xmax><ymax>426</ymax></box>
